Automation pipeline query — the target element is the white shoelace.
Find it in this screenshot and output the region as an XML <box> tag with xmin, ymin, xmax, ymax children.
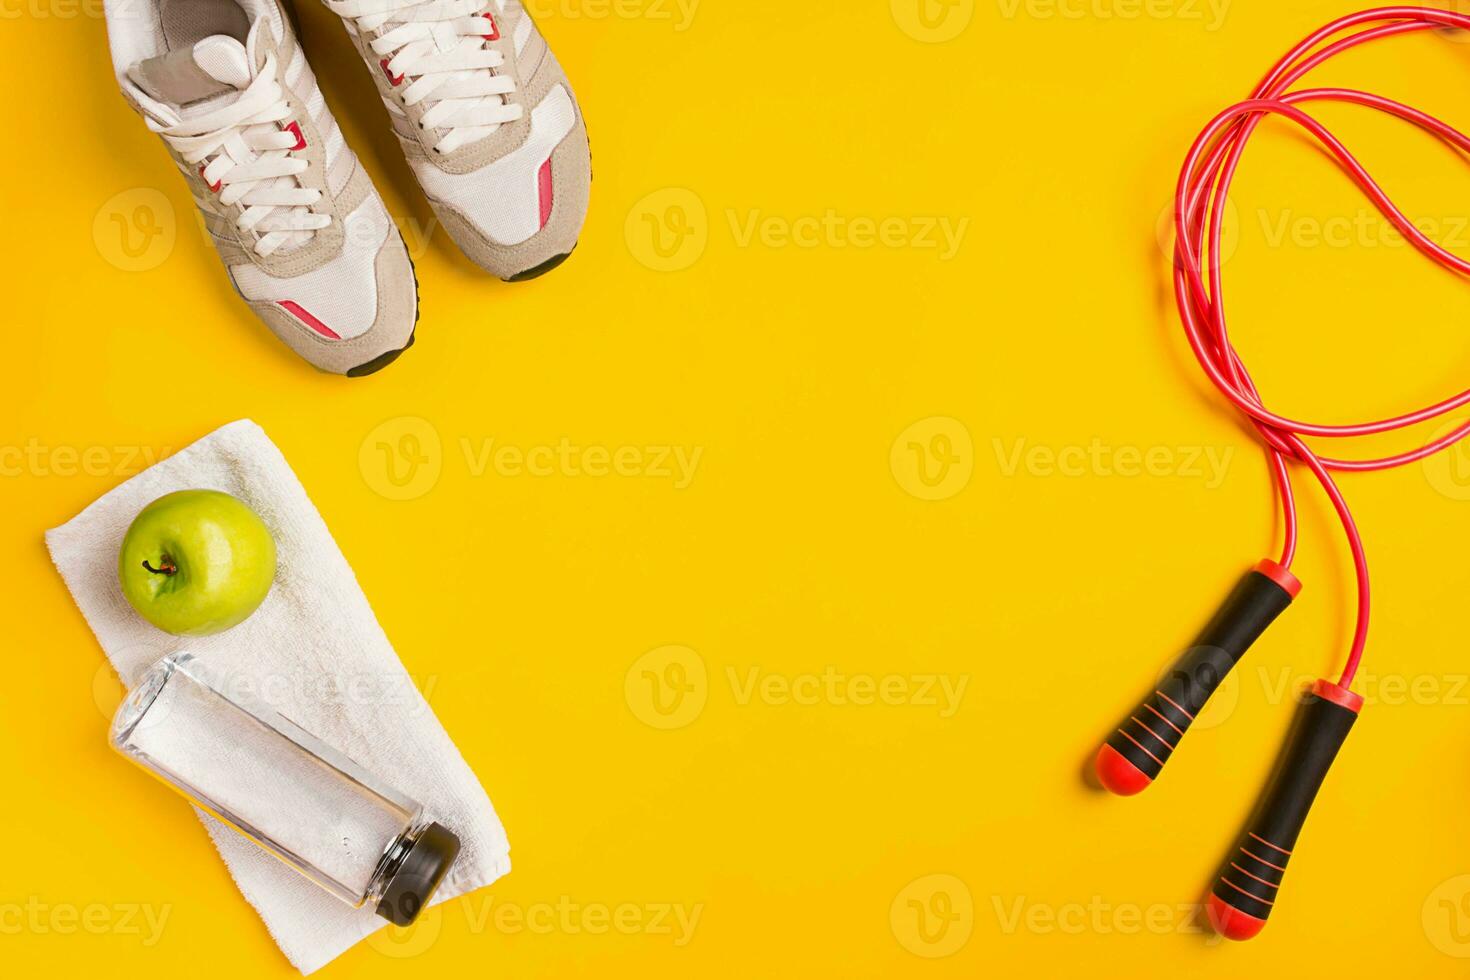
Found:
<box><xmin>327</xmin><ymin>0</ymin><xmax>525</xmax><ymax>154</ymax></box>
<box><xmin>159</xmin><ymin>54</ymin><xmax>330</xmax><ymax>257</ymax></box>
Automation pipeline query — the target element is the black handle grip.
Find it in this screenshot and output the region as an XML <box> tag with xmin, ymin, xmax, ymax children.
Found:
<box><xmin>1207</xmin><ymin>679</ymin><xmax>1362</xmax><ymax>940</ymax></box>
<box><xmin>1096</xmin><ymin>560</ymin><xmax>1298</xmax><ymax>795</ymax></box>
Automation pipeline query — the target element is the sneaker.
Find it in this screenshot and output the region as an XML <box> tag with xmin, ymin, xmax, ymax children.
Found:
<box><xmin>322</xmin><ymin>0</ymin><xmax>591</xmax><ymax>280</ymax></box>
<box><xmin>105</xmin><ymin>0</ymin><xmax>419</xmax><ymax>376</ymax></box>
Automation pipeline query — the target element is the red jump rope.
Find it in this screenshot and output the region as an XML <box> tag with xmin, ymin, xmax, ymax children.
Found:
<box><xmin>1094</xmin><ymin>5</ymin><xmax>1470</xmax><ymax>941</ymax></box>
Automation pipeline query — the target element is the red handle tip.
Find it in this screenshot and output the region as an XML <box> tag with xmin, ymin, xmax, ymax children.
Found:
<box><xmin>1206</xmin><ymin>893</ymin><xmax>1267</xmax><ymax>941</ymax></box>
<box><xmin>1095</xmin><ymin>744</ymin><xmax>1152</xmax><ymax>796</ymax></box>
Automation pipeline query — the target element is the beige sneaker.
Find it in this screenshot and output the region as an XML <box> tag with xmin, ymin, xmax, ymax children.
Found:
<box><xmin>105</xmin><ymin>0</ymin><xmax>419</xmax><ymax>376</ymax></box>
<box><xmin>322</xmin><ymin>0</ymin><xmax>592</xmax><ymax>281</ymax></box>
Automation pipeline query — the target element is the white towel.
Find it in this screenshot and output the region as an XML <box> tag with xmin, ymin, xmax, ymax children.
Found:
<box><xmin>45</xmin><ymin>419</ymin><xmax>510</xmax><ymax>974</ymax></box>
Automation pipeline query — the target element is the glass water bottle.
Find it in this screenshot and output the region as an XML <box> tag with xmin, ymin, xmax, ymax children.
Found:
<box><xmin>110</xmin><ymin>652</ymin><xmax>459</xmax><ymax>925</ymax></box>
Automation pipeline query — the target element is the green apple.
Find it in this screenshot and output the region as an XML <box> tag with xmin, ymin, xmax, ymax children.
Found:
<box><xmin>118</xmin><ymin>490</ymin><xmax>277</xmax><ymax>637</ymax></box>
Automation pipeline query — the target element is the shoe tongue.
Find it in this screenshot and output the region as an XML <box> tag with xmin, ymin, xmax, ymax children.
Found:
<box><xmin>192</xmin><ymin>36</ymin><xmax>252</xmax><ymax>89</ymax></box>
<box><xmin>129</xmin><ymin>36</ymin><xmax>253</xmax><ymax>110</ymax></box>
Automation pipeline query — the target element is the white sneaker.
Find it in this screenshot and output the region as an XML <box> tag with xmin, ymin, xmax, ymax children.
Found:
<box><xmin>105</xmin><ymin>0</ymin><xmax>419</xmax><ymax>376</ymax></box>
<box><xmin>322</xmin><ymin>0</ymin><xmax>592</xmax><ymax>280</ymax></box>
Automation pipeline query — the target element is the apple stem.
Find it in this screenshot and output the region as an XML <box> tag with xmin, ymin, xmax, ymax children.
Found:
<box><xmin>142</xmin><ymin>558</ymin><xmax>177</xmax><ymax>576</ymax></box>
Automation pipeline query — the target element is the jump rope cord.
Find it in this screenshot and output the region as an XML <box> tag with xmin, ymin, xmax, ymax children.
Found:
<box><xmin>1175</xmin><ymin>5</ymin><xmax>1470</xmax><ymax>690</ymax></box>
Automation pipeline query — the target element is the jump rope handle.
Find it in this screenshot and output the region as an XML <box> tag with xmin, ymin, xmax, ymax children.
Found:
<box><xmin>1206</xmin><ymin>679</ymin><xmax>1362</xmax><ymax>940</ymax></box>
<box><xmin>1095</xmin><ymin>560</ymin><xmax>1301</xmax><ymax>795</ymax></box>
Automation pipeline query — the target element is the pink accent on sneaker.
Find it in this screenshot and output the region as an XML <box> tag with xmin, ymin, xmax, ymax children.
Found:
<box><xmin>279</xmin><ymin>300</ymin><xmax>340</xmax><ymax>340</ymax></box>
<box><xmin>537</xmin><ymin>159</ymin><xmax>553</xmax><ymax>229</ymax></box>
<box><xmin>281</xmin><ymin>120</ymin><xmax>306</xmax><ymax>151</ymax></box>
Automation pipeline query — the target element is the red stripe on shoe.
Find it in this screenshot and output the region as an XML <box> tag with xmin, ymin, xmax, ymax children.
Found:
<box><xmin>279</xmin><ymin>301</ymin><xmax>340</xmax><ymax>340</ymax></box>
<box><xmin>537</xmin><ymin>158</ymin><xmax>554</xmax><ymax>229</ymax></box>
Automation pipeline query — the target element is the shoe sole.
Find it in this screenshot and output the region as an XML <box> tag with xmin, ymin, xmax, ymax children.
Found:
<box><xmin>504</xmin><ymin>245</ymin><xmax>576</xmax><ymax>283</ymax></box>
<box><xmin>346</xmin><ymin>254</ymin><xmax>421</xmax><ymax>378</ymax></box>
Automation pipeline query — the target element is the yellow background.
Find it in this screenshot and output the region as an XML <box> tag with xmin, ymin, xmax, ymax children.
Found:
<box><xmin>7</xmin><ymin>0</ymin><xmax>1470</xmax><ymax>974</ymax></box>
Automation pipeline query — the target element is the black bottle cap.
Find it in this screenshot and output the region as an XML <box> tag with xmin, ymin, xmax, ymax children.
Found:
<box><xmin>375</xmin><ymin>822</ymin><xmax>461</xmax><ymax>926</ymax></box>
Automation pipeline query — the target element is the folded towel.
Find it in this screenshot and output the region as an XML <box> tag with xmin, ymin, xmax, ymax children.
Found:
<box><xmin>45</xmin><ymin>419</ymin><xmax>509</xmax><ymax>974</ymax></box>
